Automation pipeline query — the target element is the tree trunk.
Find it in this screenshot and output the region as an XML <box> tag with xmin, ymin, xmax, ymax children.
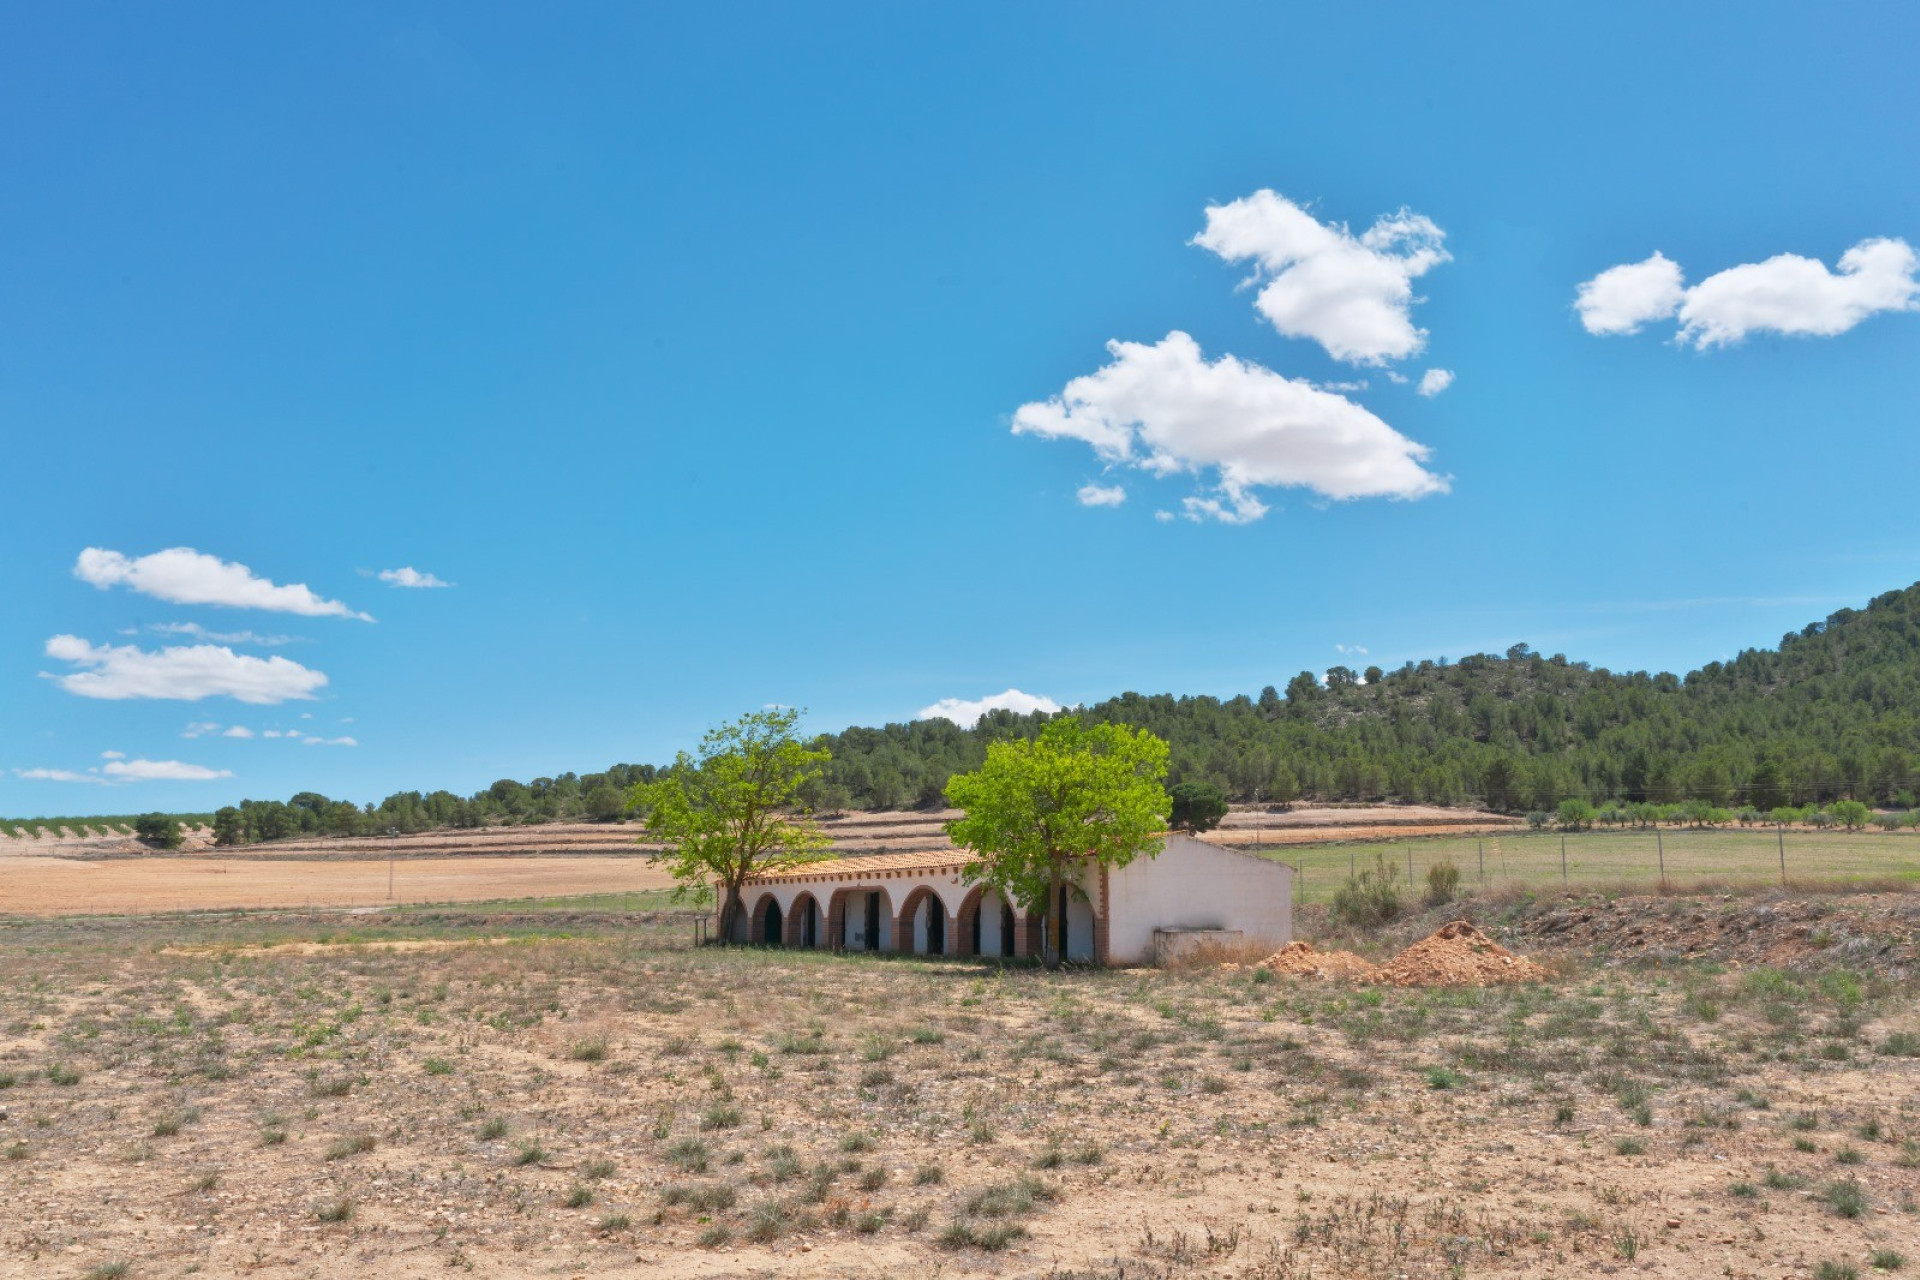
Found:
<box><xmin>716</xmin><ymin>881</ymin><xmax>743</xmax><ymax>945</ymax></box>
<box><xmin>1045</xmin><ymin>863</ymin><xmax>1064</xmax><ymax>971</ymax></box>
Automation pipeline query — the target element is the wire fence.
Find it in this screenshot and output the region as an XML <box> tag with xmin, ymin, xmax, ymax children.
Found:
<box><xmin>1246</xmin><ymin>826</ymin><xmax>1920</xmax><ymax>905</ymax></box>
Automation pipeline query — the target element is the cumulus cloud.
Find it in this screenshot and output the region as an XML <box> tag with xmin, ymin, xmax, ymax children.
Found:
<box><xmin>1075</xmin><ymin>482</ymin><xmax>1127</xmax><ymax>508</ymax></box>
<box><xmin>1575</xmin><ymin>251</ymin><xmax>1686</xmax><ymax>335</ymax></box>
<box><xmin>1012</xmin><ymin>332</ymin><xmax>1447</xmax><ymax>522</ymax></box>
<box><xmin>14</xmin><ymin>768</ymin><xmax>103</xmax><ymax>784</ymax></box>
<box><xmin>101</xmin><ymin>759</ymin><xmax>234</xmax><ymax>782</ymax></box>
<box><xmin>222</xmin><ymin>725</ymin><xmax>255</xmax><ymax>739</ymax></box>
<box><xmin>1192</xmin><ymin>190</ymin><xmax>1449</xmax><ymax>365</ymax></box>
<box><xmin>1577</xmin><ymin>240</ymin><xmax>1920</xmax><ymax>347</ymax></box>
<box><xmin>75</xmin><ymin>547</ymin><xmax>371</xmax><ymax>620</ymax></box>
<box><xmin>42</xmin><ymin>635</ymin><xmax>329</xmax><ymax>704</ymax></box>
<box><xmin>916</xmin><ymin>688</ymin><xmax>1064</xmax><ymax>729</ymax></box>
<box><xmin>303</xmin><ymin>736</ymin><xmax>359</xmax><ymax>747</ymax></box>
<box><xmin>1416</xmin><ymin>368</ymin><xmax>1455</xmax><ymax>397</ymax></box>
<box><xmin>378</xmin><ymin>566</ymin><xmax>453</xmax><ymax>589</ymax></box>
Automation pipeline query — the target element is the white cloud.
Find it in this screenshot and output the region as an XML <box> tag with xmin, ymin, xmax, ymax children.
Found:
<box><xmin>916</xmin><ymin>688</ymin><xmax>1064</xmax><ymax>728</ymax></box>
<box><xmin>146</xmin><ymin>622</ymin><xmax>300</xmax><ymax>647</ymax></box>
<box><xmin>1416</xmin><ymin>368</ymin><xmax>1455</xmax><ymax>397</ymax></box>
<box><xmin>181</xmin><ymin>721</ymin><xmax>221</xmax><ymax>738</ymax></box>
<box><xmin>42</xmin><ymin>635</ymin><xmax>328</xmax><ymax>705</ymax></box>
<box><xmin>1335</xmin><ymin>644</ymin><xmax>1370</xmax><ymax>656</ymax></box>
<box><xmin>1075</xmin><ymin>482</ymin><xmax>1127</xmax><ymax>508</ymax></box>
<box><xmin>1192</xmin><ymin>190</ymin><xmax>1449</xmax><ymax>365</ymax></box>
<box><xmin>222</xmin><ymin>725</ymin><xmax>255</xmax><ymax>739</ymax></box>
<box><xmin>14</xmin><ymin>768</ymin><xmax>104</xmax><ymax>784</ymax></box>
<box><xmin>1576</xmin><ymin>240</ymin><xmax>1920</xmax><ymax>347</ymax></box>
<box><xmin>75</xmin><ymin>547</ymin><xmax>372</xmax><ymax>620</ymax></box>
<box><xmin>302</xmin><ymin>736</ymin><xmax>359</xmax><ymax>747</ymax></box>
<box><xmin>378</xmin><ymin>566</ymin><xmax>453</xmax><ymax>589</ymax></box>
<box><xmin>1575</xmin><ymin>251</ymin><xmax>1686</xmax><ymax>335</ymax></box>
<box><xmin>101</xmin><ymin>758</ymin><xmax>234</xmax><ymax>782</ymax></box>
<box><xmin>1012</xmin><ymin>332</ymin><xmax>1447</xmax><ymax>522</ymax></box>
<box><xmin>100</xmin><ymin>750</ymin><xmax>125</xmax><ymax>760</ymax></box>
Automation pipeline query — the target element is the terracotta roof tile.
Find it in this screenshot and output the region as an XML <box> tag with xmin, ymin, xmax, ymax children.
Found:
<box><xmin>747</xmin><ymin>848</ymin><xmax>982</xmax><ymax>884</ymax></box>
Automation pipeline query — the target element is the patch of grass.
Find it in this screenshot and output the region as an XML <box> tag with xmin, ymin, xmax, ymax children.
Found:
<box><xmin>1796</xmin><ymin>1137</ymin><xmax>1820</xmax><ymax>1153</ymax></box>
<box><xmin>151</xmin><ymin>1107</ymin><xmax>200</xmax><ymax>1137</ymax></box>
<box><xmin>914</xmin><ymin>1162</ymin><xmax>944</xmax><ymax>1185</ymax></box>
<box><xmin>697</xmin><ymin>1224</ymin><xmax>732</xmax><ymax>1248</ymax></box>
<box><xmin>570</xmin><ymin>1036</ymin><xmax>610</xmax><ymax>1062</ymax></box>
<box><xmin>1791</xmin><ymin>1111</ymin><xmax>1821</xmax><ymax>1131</ymax></box>
<box><xmin>3</xmin><ymin>1142</ymin><xmax>26</xmax><ymax>1161</ymax></box>
<box><xmin>1836</xmin><ymin>1145</ymin><xmax>1866</xmax><ymax>1166</ymax></box>
<box><xmin>666</xmin><ymin>1138</ymin><xmax>710</xmax><ymax>1172</ymax></box>
<box><xmin>839</xmin><ymin>1130</ymin><xmax>877</xmax><ymax>1153</ymax></box>
<box><xmin>81</xmin><ymin>1264</ymin><xmax>129</xmax><ymax>1280</ymax></box>
<box><xmin>1615</xmin><ymin>1137</ymin><xmax>1645</xmax><ymax>1156</ymax></box>
<box><xmin>1763</xmin><ymin>1166</ymin><xmax>1807</xmax><ymax>1190</ymax></box>
<box><xmin>744</xmin><ymin>1198</ymin><xmax>792</xmax><ymax>1243</ymax></box>
<box><xmin>661</xmin><ymin>1182</ymin><xmax>737</xmax><ymax>1212</ymax></box>
<box><xmin>580</xmin><ymin>1157</ymin><xmax>616</xmax><ymax>1181</ymax></box>
<box><xmin>324</xmin><ymin>1133</ymin><xmax>377</xmax><ymax>1161</ymax></box>
<box><xmin>1424</xmin><ymin>1066</ymin><xmax>1464</xmax><ymax>1090</ymax></box>
<box><xmin>46</xmin><ymin>1064</ymin><xmax>80</xmax><ymax>1087</ymax></box>
<box><xmin>1814</xmin><ymin>1263</ymin><xmax>1860</xmax><ymax>1280</ymax></box>
<box><xmin>314</xmin><ymin>1197</ymin><xmax>355</xmax><ymax>1223</ymax></box>
<box><xmin>1871</xmin><ymin>1249</ymin><xmax>1907</xmax><ymax>1272</ymax></box>
<box><xmin>1881</xmin><ymin>1031</ymin><xmax>1920</xmax><ymax>1057</ymax></box>
<box><xmin>1825</xmin><ymin>1176</ymin><xmax>1867</xmax><ymax>1219</ymax></box>
<box><xmin>701</xmin><ymin>1101</ymin><xmax>742</xmax><ymax>1130</ymax></box>
<box><xmin>965</xmin><ymin>1174</ymin><xmax>1057</xmax><ymax>1218</ymax></box>
<box><xmin>512</xmin><ymin>1138</ymin><xmax>548</xmax><ymax>1166</ymax></box>
<box><xmin>422</xmin><ymin>1057</ymin><xmax>454</xmax><ymax>1076</ymax></box>
<box><xmin>478</xmin><ymin>1116</ymin><xmax>508</xmax><ymax>1141</ymax></box>
<box><xmin>564</xmin><ymin>1184</ymin><xmax>594</xmax><ymax>1208</ymax></box>
<box><xmin>859</xmin><ymin>1166</ymin><xmax>887</xmax><ymax>1191</ymax></box>
<box><xmin>911</xmin><ymin>1025</ymin><xmax>945</xmax><ymax>1045</ymax></box>
<box><xmin>1730</xmin><ymin>1180</ymin><xmax>1758</xmax><ymax>1198</ymax></box>
<box><xmin>595</xmin><ymin>1212</ymin><xmax>631</xmax><ymax>1234</ymax></box>
<box><xmin>938</xmin><ymin>1220</ymin><xmax>1028</xmax><ymax>1251</ymax></box>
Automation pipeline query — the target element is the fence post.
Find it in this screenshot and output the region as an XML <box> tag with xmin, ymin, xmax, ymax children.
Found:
<box><xmin>1778</xmin><ymin>823</ymin><xmax>1786</xmax><ymax>885</ymax></box>
<box><xmin>1478</xmin><ymin>840</ymin><xmax>1485</xmax><ymax>883</ymax></box>
<box><xmin>1560</xmin><ymin>834</ymin><xmax>1567</xmax><ymax>886</ymax></box>
<box><xmin>1407</xmin><ymin>846</ymin><xmax>1413</xmax><ymax>886</ymax></box>
<box><xmin>1656</xmin><ymin>828</ymin><xmax>1666</xmax><ymax>889</ymax></box>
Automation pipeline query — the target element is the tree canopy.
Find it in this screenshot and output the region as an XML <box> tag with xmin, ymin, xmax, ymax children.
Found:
<box><xmin>626</xmin><ymin>708</ymin><xmax>833</xmax><ymax>941</ymax></box>
<box><xmin>944</xmin><ymin>716</ymin><xmax>1170</xmax><ymax>968</ymax></box>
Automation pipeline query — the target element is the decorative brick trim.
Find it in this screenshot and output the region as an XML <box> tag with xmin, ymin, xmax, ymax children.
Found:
<box><xmin>1094</xmin><ymin>865</ymin><xmax>1111</xmax><ymax>965</ymax></box>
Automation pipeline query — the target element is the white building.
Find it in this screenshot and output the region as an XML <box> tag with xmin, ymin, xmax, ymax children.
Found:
<box><xmin>732</xmin><ymin>833</ymin><xmax>1292</xmax><ymax>966</ymax></box>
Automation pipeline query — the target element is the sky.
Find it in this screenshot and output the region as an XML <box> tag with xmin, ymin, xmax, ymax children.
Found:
<box><xmin>5</xmin><ymin>3</ymin><xmax>1920</xmax><ymax>815</ymax></box>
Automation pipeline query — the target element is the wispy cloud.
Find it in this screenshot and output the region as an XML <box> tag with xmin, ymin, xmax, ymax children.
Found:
<box><xmin>15</xmin><ymin>758</ymin><xmax>233</xmax><ymax>784</ymax></box>
<box><xmin>141</xmin><ymin>622</ymin><xmax>302</xmax><ymax>647</ymax></box>
<box><xmin>377</xmin><ymin>566</ymin><xmax>453</xmax><ymax>589</ymax></box>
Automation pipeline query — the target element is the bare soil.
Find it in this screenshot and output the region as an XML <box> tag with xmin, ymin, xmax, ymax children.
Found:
<box><xmin>3</xmin><ymin>894</ymin><xmax>1920</xmax><ymax>1277</ymax></box>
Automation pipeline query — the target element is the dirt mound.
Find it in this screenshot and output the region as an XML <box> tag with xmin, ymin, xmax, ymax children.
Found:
<box><xmin>1257</xmin><ymin>940</ymin><xmax>1378</xmax><ymax>980</ymax></box>
<box><xmin>1372</xmin><ymin>920</ymin><xmax>1547</xmax><ymax>987</ymax></box>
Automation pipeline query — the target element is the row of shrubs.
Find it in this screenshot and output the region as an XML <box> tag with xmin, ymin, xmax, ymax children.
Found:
<box><xmin>1330</xmin><ymin>855</ymin><xmax>1458</xmax><ymax>929</ymax></box>
<box><xmin>1533</xmin><ymin>798</ymin><xmax>1902</xmax><ymax>832</ymax></box>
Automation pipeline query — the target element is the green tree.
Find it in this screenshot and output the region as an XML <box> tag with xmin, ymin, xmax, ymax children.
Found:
<box><xmin>1831</xmin><ymin>799</ymin><xmax>1873</xmax><ymax>831</ymax></box>
<box><xmin>1557</xmin><ymin>797</ymin><xmax>1596</xmax><ymax>830</ymax></box>
<box><xmin>134</xmin><ymin>813</ymin><xmax>183</xmax><ymax>850</ymax></box>
<box><xmin>1168</xmin><ymin>780</ymin><xmax>1229</xmax><ymax>832</ymax></box>
<box><xmin>211</xmin><ymin>806</ymin><xmax>245</xmax><ymax>847</ymax></box>
<box><xmin>944</xmin><ymin>716</ymin><xmax>1171</xmax><ymax>969</ymax></box>
<box><xmin>627</xmin><ymin>708</ymin><xmax>833</xmax><ymax>942</ymax></box>
<box><xmin>583</xmin><ymin>784</ymin><xmax>626</xmax><ymax>822</ymax></box>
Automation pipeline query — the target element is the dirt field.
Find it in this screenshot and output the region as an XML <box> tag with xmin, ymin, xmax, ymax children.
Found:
<box><xmin>0</xmin><ymin>856</ymin><xmax>675</xmax><ymax>916</ymax></box>
<box><xmin>3</xmin><ymin>893</ymin><xmax>1920</xmax><ymax>1277</ymax></box>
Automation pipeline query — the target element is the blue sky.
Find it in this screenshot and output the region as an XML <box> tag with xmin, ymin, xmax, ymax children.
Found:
<box><xmin>6</xmin><ymin>4</ymin><xmax>1920</xmax><ymax>814</ymax></box>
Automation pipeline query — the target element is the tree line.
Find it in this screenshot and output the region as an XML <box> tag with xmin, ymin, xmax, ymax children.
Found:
<box><xmin>57</xmin><ymin>579</ymin><xmax>1920</xmax><ymax>846</ymax></box>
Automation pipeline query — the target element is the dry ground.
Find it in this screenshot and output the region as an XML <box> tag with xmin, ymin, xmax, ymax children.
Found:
<box><xmin>5</xmin><ymin>896</ymin><xmax>1920</xmax><ymax>1278</ymax></box>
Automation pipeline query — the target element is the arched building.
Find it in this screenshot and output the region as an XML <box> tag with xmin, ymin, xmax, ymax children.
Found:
<box><xmin>729</xmin><ymin>832</ymin><xmax>1292</xmax><ymax>966</ymax></box>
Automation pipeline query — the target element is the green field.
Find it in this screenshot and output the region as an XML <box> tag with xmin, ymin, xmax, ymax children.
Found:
<box><xmin>1256</xmin><ymin>826</ymin><xmax>1920</xmax><ymax>903</ymax></box>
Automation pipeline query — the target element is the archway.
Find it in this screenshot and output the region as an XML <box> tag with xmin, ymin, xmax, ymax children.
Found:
<box><xmin>826</xmin><ymin>886</ymin><xmax>893</xmax><ymax>952</ymax></box>
<box><xmin>785</xmin><ymin>892</ymin><xmax>822</xmax><ymax>949</ymax></box>
<box><xmin>1055</xmin><ymin>883</ymin><xmax>1096</xmax><ymax>963</ymax></box>
<box><xmin>749</xmin><ymin>893</ymin><xmax>783</xmax><ymax>948</ymax></box>
<box><xmin>895</xmin><ymin>885</ymin><xmax>953</xmax><ymax>956</ymax></box>
<box><xmin>956</xmin><ymin>884</ymin><xmax>1017</xmax><ymax>959</ymax></box>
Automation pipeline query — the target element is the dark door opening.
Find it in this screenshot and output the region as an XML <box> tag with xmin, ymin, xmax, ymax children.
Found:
<box><xmin>802</xmin><ymin>899</ymin><xmax>817</xmax><ymax>948</ymax></box>
<box><xmin>970</xmin><ymin>902</ymin><xmax>982</xmax><ymax>956</ymax></box>
<box><xmin>1001</xmin><ymin>901</ymin><xmax>1016</xmax><ymax>957</ymax></box>
<box><xmin>864</xmin><ymin>892</ymin><xmax>880</xmax><ymax>951</ymax></box>
<box><xmin>926</xmin><ymin>903</ymin><xmax>945</xmax><ymax>955</ymax></box>
<box><xmin>762</xmin><ymin>901</ymin><xmax>783</xmax><ymax>946</ymax></box>
<box><xmin>1058</xmin><ymin>885</ymin><xmax>1072</xmax><ymax>962</ymax></box>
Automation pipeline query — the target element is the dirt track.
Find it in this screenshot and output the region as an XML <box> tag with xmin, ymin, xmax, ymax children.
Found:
<box><xmin>0</xmin><ymin>855</ymin><xmax>675</xmax><ymax>916</ymax></box>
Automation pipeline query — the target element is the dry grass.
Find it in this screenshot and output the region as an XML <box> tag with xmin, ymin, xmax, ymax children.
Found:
<box><xmin>0</xmin><ymin>899</ymin><xmax>1918</xmax><ymax>1275</ymax></box>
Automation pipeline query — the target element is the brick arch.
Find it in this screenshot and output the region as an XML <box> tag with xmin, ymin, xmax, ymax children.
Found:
<box><xmin>824</xmin><ymin>885</ymin><xmax>894</xmax><ymax>953</ymax></box>
<box><xmin>783</xmin><ymin>891</ymin><xmax>824</xmax><ymax>949</ymax></box>
<box><xmin>748</xmin><ymin>892</ymin><xmax>784</xmax><ymax>947</ymax></box>
<box><xmin>894</xmin><ymin>884</ymin><xmax>956</xmax><ymax>956</ymax></box>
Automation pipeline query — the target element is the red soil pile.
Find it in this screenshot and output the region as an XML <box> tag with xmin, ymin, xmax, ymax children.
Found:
<box><xmin>1258</xmin><ymin>940</ymin><xmax>1379</xmax><ymax>980</ymax></box>
<box><xmin>1371</xmin><ymin>920</ymin><xmax>1548</xmax><ymax>987</ymax></box>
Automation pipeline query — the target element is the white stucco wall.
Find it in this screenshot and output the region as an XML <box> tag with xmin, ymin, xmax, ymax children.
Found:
<box><xmin>1104</xmin><ymin>833</ymin><xmax>1292</xmax><ymax>965</ymax></box>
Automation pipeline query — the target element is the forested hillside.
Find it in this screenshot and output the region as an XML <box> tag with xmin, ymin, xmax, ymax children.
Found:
<box><xmin>23</xmin><ymin>582</ymin><xmax>1920</xmax><ymax>839</ymax></box>
<box><xmin>807</xmin><ymin>581</ymin><xmax>1920</xmax><ymax>812</ymax></box>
